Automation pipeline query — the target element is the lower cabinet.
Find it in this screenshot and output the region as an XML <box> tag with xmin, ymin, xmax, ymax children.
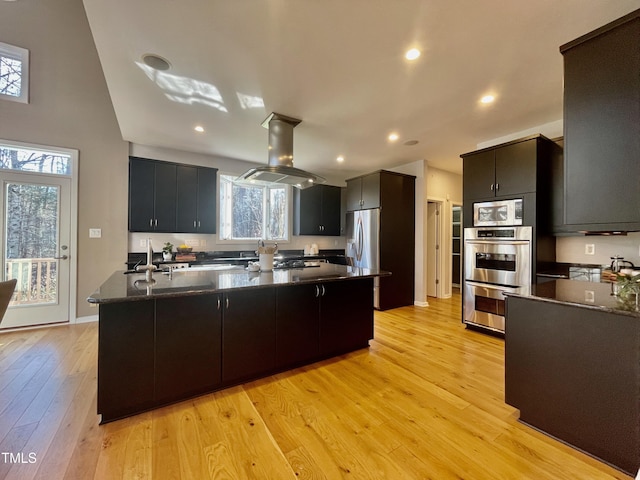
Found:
<box><xmin>276</xmin><ymin>284</ymin><xmax>321</xmax><ymax>367</ymax></box>
<box><xmin>320</xmin><ymin>278</ymin><xmax>374</xmax><ymax>356</ymax></box>
<box><xmin>155</xmin><ymin>294</ymin><xmax>222</xmax><ymax>405</ymax></box>
<box><xmin>98</xmin><ymin>278</ymin><xmax>374</xmax><ymax>423</ymax></box>
<box><xmin>222</xmin><ymin>288</ymin><xmax>276</xmax><ymax>384</ymax></box>
<box><xmin>98</xmin><ymin>300</ymin><xmax>155</xmax><ymax>421</ymax></box>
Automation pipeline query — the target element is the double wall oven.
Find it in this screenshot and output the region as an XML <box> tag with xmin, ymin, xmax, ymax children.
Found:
<box><xmin>464</xmin><ymin>198</ymin><xmax>531</xmax><ymax>333</ymax></box>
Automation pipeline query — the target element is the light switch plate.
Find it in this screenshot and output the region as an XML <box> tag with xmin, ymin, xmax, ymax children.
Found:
<box><xmin>585</xmin><ymin>244</ymin><xmax>595</xmax><ymax>255</ymax></box>
<box><xmin>89</xmin><ymin>228</ymin><xmax>102</xmax><ymax>238</ymax></box>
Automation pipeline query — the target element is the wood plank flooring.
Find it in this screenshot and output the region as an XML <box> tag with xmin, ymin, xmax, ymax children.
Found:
<box><xmin>0</xmin><ymin>294</ymin><xmax>632</xmax><ymax>479</ymax></box>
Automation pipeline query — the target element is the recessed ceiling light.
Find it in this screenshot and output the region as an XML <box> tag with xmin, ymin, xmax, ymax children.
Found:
<box><xmin>141</xmin><ymin>53</ymin><xmax>171</xmax><ymax>71</ymax></box>
<box><xmin>388</xmin><ymin>133</ymin><xmax>399</xmax><ymax>142</ymax></box>
<box><xmin>194</xmin><ymin>125</ymin><xmax>204</xmax><ymax>133</ymax></box>
<box><xmin>404</xmin><ymin>140</ymin><xmax>419</xmax><ymax>146</ymax></box>
<box><xmin>336</xmin><ymin>155</ymin><xmax>345</xmax><ymax>163</ymax></box>
<box><xmin>480</xmin><ymin>94</ymin><xmax>496</xmax><ymax>104</ymax></box>
<box><xmin>405</xmin><ymin>48</ymin><xmax>421</xmax><ymax>61</ymax></box>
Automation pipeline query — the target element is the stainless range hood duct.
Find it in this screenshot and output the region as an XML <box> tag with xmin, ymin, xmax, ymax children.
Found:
<box><xmin>236</xmin><ymin>112</ymin><xmax>325</xmax><ymax>189</ymax></box>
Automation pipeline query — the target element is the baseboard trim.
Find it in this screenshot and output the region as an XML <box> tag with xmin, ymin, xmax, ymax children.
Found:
<box><xmin>414</xmin><ymin>301</ymin><xmax>429</xmax><ymax>307</ymax></box>
<box><xmin>75</xmin><ymin>314</ymin><xmax>98</xmax><ymax>324</ymax></box>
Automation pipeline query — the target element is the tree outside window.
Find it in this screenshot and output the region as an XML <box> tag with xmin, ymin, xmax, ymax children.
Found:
<box><xmin>219</xmin><ymin>175</ymin><xmax>289</xmax><ymax>241</ymax></box>
<box><xmin>0</xmin><ymin>42</ymin><xmax>29</xmax><ymax>104</ymax></box>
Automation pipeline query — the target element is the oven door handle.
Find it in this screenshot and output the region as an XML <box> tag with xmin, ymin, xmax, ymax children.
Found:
<box><xmin>465</xmin><ymin>280</ymin><xmax>523</xmax><ymax>292</ymax></box>
<box><xmin>465</xmin><ymin>240</ymin><xmax>530</xmax><ymax>246</ymax></box>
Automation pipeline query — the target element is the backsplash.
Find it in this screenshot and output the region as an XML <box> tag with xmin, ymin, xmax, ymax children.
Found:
<box><xmin>556</xmin><ymin>232</ymin><xmax>640</xmax><ymax>267</ymax></box>
<box><xmin>129</xmin><ymin>232</ymin><xmax>346</xmax><ymax>255</ymax></box>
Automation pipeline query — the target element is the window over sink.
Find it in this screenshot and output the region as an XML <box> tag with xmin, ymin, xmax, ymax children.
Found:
<box><xmin>219</xmin><ymin>174</ymin><xmax>289</xmax><ymax>241</ymax></box>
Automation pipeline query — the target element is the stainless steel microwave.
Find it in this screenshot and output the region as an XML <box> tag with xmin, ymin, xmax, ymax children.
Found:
<box><xmin>473</xmin><ymin>199</ymin><xmax>523</xmax><ymax>227</ymax></box>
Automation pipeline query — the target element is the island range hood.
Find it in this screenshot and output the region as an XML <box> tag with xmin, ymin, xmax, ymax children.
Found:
<box><xmin>236</xmin><ymin>112</ymin><xmax>325</xmax><ymax>189</ymax></box>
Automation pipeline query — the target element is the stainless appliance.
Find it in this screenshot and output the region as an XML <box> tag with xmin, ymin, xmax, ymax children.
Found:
<box><xmin>473</xmin><ymin>198</ymin><xmax>523</xmax><ymax>227</ymax></box>
<box><xmin>346</xmin><ymin>209</ymin><xmax>381</xmax><ymax>308</ymax></box>
<box><xmin>463</xmin><ymin>226</ymin><xmax>532</xmax><ymax>333</ymax></box>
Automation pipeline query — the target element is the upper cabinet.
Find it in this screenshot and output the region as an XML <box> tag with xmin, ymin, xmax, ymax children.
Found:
<box><xmin>346</xmin><ymin>173</ymin><xmax>381</xmax><ymax>211</ymax></box>
<box><xmin>462</xmin><ymin>137</ymin><xmax>540</xmax><ymax>200</ymax></box>
<box><xmin>559</xmin><ymin>9</ymin><xmax>640</xmax><ymax>232</ymax></box>
<box><xmin>129</xmin><ymin>156</ymin><xmax>218</xmax><ymax>233</ymax></box>
<box><xmin>293</xmin><ymin>184</ymin><xmax>342</xmax><ymax>236</ymax></box>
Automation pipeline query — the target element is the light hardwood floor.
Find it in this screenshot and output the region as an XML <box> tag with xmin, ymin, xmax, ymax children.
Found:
<box><xmin>0</xmin><ymin>294</ymin><xmax>632</xmax><ymax>479</ymax></box>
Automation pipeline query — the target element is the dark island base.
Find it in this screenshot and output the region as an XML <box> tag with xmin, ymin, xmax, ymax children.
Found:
<box><xmin>505</xmin><ymin>294</ymin><xmax>640</xmax><ymax>476</ymax></box>
<box><xmin>98</xmin><ymin>277</ymin><xmax>374</xmax><ymax>424</ymax></box>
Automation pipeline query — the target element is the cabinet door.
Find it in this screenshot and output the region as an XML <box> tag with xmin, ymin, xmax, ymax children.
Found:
<box><xmin>294</xmin><ymin>185</ymin><xmax>322</xmax><ymax>234</ymax></box>
<box><xmin>361</xmin><ymin>173</ymin><xmax>381</xmax><ymax>209</ymax></box>
<box><xmin>98</xmin><ymin>300</ymin><xmax>155</xmax><ymax>422</ymax></box>
<box><xmin>176</xmin><ymin>165</ymin><xmax>199</xmax><ymax>233</ymax></box>
<box><xmin>494</xmin><ymin>139</ymin><xmax>537</xmax><ymax>196</ymax></box>
<box><xmin>563</xmin><ymin>18</ymin><xmax>640</xmax><ymax>228</ymax></box>
<box><xmin>153</xmin><ymin>162</ymin><xmax>177</xmax><ymax>232</ymax></box>
<box><xmin>319</xmin><ymin>278</ymin><xmax>374</xmax><ymax>356</ymax></box>
<box><xmin>196</xmin><ymin>167</ymin><xmax>217</xmax><ymax>233</ymax></box>
<box><xmin>345</xmin><ymin>178</ymin><xmax>362</xmax><ymax>211</ymax></box>
<box><xmin>222</xmin><ymin>288</ymin><xmax>276</xmax><ymax>384</ymax></box>
<box><xmin>321</xmin><ymin>185</ymin><xmax>342</xmax><ymax>236</ymax></box>
<box><xmin>462</xmin><ymin>150</ymin><xmax>495</xmax><ymax>200</ymax></box>
<box><xmin>155</xmin><ymin>295</ymin><xmax>222</xmax><ymax>405</ymax></box>
<box><xmin>275</xmin><ymin>284</ymin><xmax>320</xmax><ymax>367</ymax></box>
<box><xmin>129</xmin><ymin>158</ymin><xmax>156</xmax><ymax>231</ymax></box>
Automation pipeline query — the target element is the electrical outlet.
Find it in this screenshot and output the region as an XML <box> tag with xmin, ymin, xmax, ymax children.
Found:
<box><xmin>200</xmin><ymin>239</ymin><xmax>207</xmax><ymax>247</ymax></box>
<box><xmin>585</xmin><ymin>244</ymin><xmax>595</xmax><ymax>255</ymax></box>
<box><xmin>585</xmin><ymin>290</ymin><xmax>595</xmax><ymax>303</ymax></box>
<box><xmin>89</xmin><ymin>228</ymin><xmax>101</xmax><ymax>238</ymax></box>
<box><xmin>139</xmin><ymin>239</ymin><xmax>147</xmax><ymax>247</ymax></box>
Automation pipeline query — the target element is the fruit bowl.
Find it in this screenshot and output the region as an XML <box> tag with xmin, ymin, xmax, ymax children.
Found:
<box><xmin>177</xmin><ymin>246</ymin><xmax>193</xmax><ymax>253</ymax></box>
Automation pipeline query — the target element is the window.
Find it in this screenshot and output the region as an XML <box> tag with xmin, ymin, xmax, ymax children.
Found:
<box><xmin>0</xmin><ymin>143</ymin><xmax>71</xmax><ymax>175</ymax></box>
<box><xmin>219</xmin><ymin>174</ymin><xmax>289</xmax><ymax>241</ymax></box>
<box><xmin>0</xmin><ymin>42</ymin><xmax>29</xmax><ymax>104</ymax></box>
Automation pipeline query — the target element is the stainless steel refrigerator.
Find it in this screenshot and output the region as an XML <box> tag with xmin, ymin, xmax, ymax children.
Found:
<box><xmin>346</xmin><ymin>209</ymin><xmax>381</xmax><ymax>308</ymax></box>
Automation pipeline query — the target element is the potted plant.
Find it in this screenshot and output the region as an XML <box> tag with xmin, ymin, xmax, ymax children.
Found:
<box><xmin>162</xmin><ymin>242</ymin><xmax>173</xmax><ymax>261</ymax></box>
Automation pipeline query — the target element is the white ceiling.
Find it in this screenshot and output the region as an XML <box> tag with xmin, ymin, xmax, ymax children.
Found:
<box><xmin>82</xmin><ymin>0</ymin><xmax>639</xmax><ymax>180</ymax></box>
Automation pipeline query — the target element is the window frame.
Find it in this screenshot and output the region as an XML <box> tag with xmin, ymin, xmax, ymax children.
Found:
<box><xmin>0</xmin><ymin>42</ymin><xmax>29</xmax><ymax>104</ymax></box>
<box><xmin>218</xmin><ymin>173</ymin><xmax>290</xmax><ymax>244</ymax></box>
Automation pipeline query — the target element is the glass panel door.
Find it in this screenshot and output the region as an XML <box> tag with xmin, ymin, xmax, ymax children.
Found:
<box><xmin>1</xmin><ymin>172</ymin><xmax>71</xmax><ymax>328</ymax></box>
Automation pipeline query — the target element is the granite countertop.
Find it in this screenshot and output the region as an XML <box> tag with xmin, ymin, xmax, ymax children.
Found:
<box><xmin>505</xmin><ymin>279</ymin><xmax>640</xmax><ymax>318</ymax></box>
<box><xmin>88</xmin><ymin>263</ymin><xmax>388</xmax><ymax>304</ymax></box>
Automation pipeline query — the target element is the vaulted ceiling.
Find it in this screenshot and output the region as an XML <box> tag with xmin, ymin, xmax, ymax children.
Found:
<box><xmin>82</xmin><ymin>0</ymin><xmax>639</xmax><ymax>180</ymax></box>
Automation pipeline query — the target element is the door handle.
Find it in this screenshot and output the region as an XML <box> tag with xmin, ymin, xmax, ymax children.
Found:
<box><xmin>53</xmin><ymin>255</ymin><xmax>68</xmax><ymax>260</ymax></box>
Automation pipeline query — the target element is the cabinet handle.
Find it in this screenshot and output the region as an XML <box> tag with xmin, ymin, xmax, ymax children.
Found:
<box><xmin>226</xmin><ymin>297</ymin><xmax>229</xmax><ymax>309</ymax></box>
<box><xmin>217</xmin><ymin>298</ymin><xmax>221</xmax><ymax>310</ymax></box>
<box><xmin>198</xmin><ymin>221</ymin><xmax>201</xmax><ymax>228</ymax></box>
<box><xmin>490</xmin><ymin>184</ymin><xmax>494</xmax><ymax>191</ymax></box>
<box><xmin>194</xmin><ymin>220</ymin><xmax>197</xmax><ymax>228</ymax></box>
<box><xmin>495</xmin><ymin>183</ymin><xmax>499</xmax><ymax>191</ymax></box>
<box><xmin>154</xmin><ymin>219</ymin><xmax>158</xmax><ymax>227</ymax></box>
<box><xmin>149</xmin><ymin>218</ymin><xmax>153</xmax><ymax>227</ymax></box>
<box><xmin>315</xmin><ymin>285</ymin><xmax>320</xmax><ymax>298</ymax></box>
<box><xmin>321</xmin><ymin>284</ymin><xmax>326</xmax><ymax>296</ymax></box>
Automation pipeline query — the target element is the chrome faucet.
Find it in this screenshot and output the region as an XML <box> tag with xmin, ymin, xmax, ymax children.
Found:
<box><xmin>136</xmin><ymin>238</ymin><xmax>158</xmax><ymax>283</ymax></box>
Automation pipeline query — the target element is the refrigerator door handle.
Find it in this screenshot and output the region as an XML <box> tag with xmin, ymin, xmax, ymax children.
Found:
<box><xmin>356</xmin><ymin>217</ymin><xmax>364</xmax><ymax>262</ymax></box>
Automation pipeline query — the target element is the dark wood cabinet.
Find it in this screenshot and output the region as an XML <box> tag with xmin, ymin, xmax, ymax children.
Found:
<box><xmin>320</xmin><ymin>278</ymin><xmax>374</xmax><ymax>356</ymax></box>
<box><xmin>560</xmin><ymin>10</ymin><xmax>640</xmax><ymax>231</ymax></box>
<box><xmin>346</xmin><ymin>174</ymin><xmax>380</xmax><ymax>211</ymax></box>
<box><xmin>155</xmin><ymin>294</ymin><xmax>222</xmax><ymax>405</ymax></box>
<box><xmin>97</xmin><ymin>276</ymin><xmax>375</xmax><ymax>423</ymax></box>
<box><xmin>275</xmin><ymin>284</ymin><xmax>320</xmax><ymax>367</ymax></box>
<box><xmin>506</xmin><ymin>295</ymin><xmax>640</xmax><ymax>476</ymax></box>
<box><xmin>129</xmin><ymin>157</ymin><xmax>177</xmax><ymax>232</ymax></box>
<box><xmin>98</xmin><ymin>301</ymin><xmax>155</xmax><ymax>421</ymax></box>
<box><xmin>293</xmin><ymin>184</ymin><xmax>342</xmax><ymax>236</ymax></box>
<box><xmin>462</xmin><ymin>137</ymin><xmax>539</xmax><ymax>200</ymax></box>
<box><xmin>129</xmin><ymin>156</ymin><xmax>217</xmax><ymax>233</ymax></box>
<box><xmin>275</xmin><ymin>278</ymin><xmax>374</xmax><ymax>366</ymax></box>
<box><xmin>176</xmin><ymin>165</ymin><xmax>217</xmax><ymax>233</ymax></box>
<box><xmin>222</xmin><ymin>288</ymin><xmax>276</xmax><ymax>384</ymax></box>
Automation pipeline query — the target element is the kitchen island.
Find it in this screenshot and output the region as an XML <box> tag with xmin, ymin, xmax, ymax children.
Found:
<box><xmin>88</xmin><ymin>264</ymin><xmax>387</xmax><ymax>423</ymax></box>
<box><xmin>504</xmin><ymin>279</ymin><xmax>640</xmax><ymax>476</ymax></box>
